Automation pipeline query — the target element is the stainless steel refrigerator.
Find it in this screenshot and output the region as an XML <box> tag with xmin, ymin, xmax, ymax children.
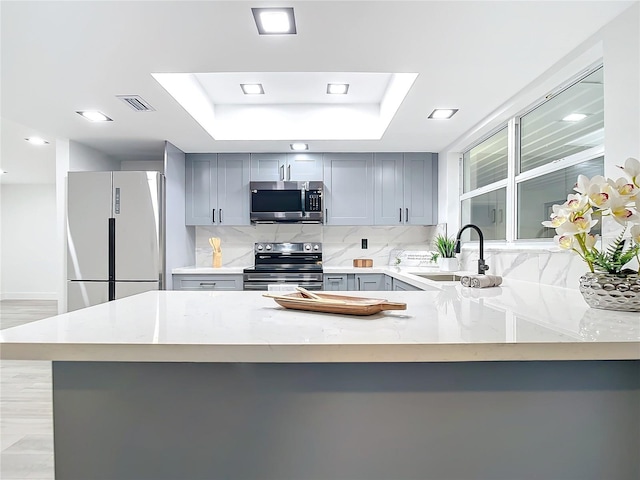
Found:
<box><xmin>67</xmin><ymin>171</ymin><xmax>165</xmax><ymax>311</ymax></box>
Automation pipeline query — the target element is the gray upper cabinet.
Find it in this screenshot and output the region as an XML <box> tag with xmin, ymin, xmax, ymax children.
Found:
<box><xmin>374</xmin><ymin>153</ymin><xmax>404</xmax><ymax>225</ymax></box>
<box><xmin>403</xmin><ymin>153</ymin><xmax>437</xmax><ymax>225</ymax></box>
<box><xmin>323</xmin><ymin>153</ymin><xmax>374</xmax><ymax>225</ymax></box>
<box><xmin>250</xmin><ymin>153</ymin><xmax>323</xmax><ymax>181</ymax></box>
<box><xmin>185</xmin><ymin>153</ymin><xmax>250</xmax><ymax>226</ymax></box>
<box><xmin>374</xmin><ymin>152</ymin><xmax>438</xmax><ymax>225</ymax></box>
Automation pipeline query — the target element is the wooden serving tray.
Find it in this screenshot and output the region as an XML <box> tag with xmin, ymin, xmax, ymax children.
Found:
<box><xmin>263</xmin><ymin>291</ymin><xmax>406</xmax><ymax>316</ymax></box>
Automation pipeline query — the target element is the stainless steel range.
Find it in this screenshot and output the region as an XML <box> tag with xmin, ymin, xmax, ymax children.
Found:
<box><xmin>243</xmin><ymin>242</ymin><xmax>323</xmax><ymax>291</ymax></box>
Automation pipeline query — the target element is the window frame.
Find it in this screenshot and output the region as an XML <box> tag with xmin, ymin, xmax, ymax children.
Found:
<box><xmin>459</xmin><ymin>63</ymin><xmax>604</xmax><ymax>245</ymax></box>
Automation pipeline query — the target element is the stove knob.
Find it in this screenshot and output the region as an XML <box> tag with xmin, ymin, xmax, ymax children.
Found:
<box><xmin>304</xmin><ymin>244</ymin><xmax>311</xmax><ymax>251</ymax></box>
<box><xmin>257</xmin><ymin>244</ymin><xmax>264</xmax><ymax>251</ymax></box>
<box><xmin>265</xmin><ymin>244</ymin><xmax>272</xmax><ymax>250</ymax></box>
<box><xmin>313</xmin><ymin>244</ymin><xmax>319</xmax><ymax>250</ymax></box>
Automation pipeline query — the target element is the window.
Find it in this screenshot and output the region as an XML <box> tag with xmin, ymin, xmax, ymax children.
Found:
<box><xmin>461</xmin><ymin>65</ymin><xmax>604</xmax><ymax>242</ymax></box>
<box><xmin>517</xmin><ymin>156</ymin><xmax>603</xmax><ymax>239</ymax></box>
<box><xmin>461</xmin><ymin>188</ymin><xmax>507</xmax><ymax>241</ymax></box>
<box><xmin>463</xmin><ymin>127</ymin><xmax>508</xmax><ymax>192</ymax></box>
<box><xmin>520</xmin><ymin>68</ymin><xmax>603</xmax><ymax>173</ymax></box>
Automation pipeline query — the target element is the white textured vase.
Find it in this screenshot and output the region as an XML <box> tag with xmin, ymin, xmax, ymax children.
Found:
<box><xmin>438</xmin><ymin>257</ymin><xmax>459</xmax><ymax>272</ymax></box>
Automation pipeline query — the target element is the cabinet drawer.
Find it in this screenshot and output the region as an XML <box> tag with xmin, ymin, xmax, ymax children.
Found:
<box><xmin>173</xmin><ymin>275</ymin><xmax>243</xmax><ymax>291</ymax></box>
<box><xmin>323</xmin><ymin>274</ymin><xmax>348</xmax><ymax>291</ymax></box>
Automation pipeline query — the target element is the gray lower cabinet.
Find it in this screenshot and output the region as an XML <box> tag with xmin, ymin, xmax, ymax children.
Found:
<box><xmin>374</xmin><ymin>152</ymin><xmax>438</xmax><ymax>225</ymax></box>
<box><xmin>322</xmin><ymin>153</ymin><xmax>374</xmax><ymax>225</ymax></box>
<box><xmin>392</xmin><ymin>278</ymin><xmax>422</xmax><ymax>291</ymax></box>
<box><xmin>324</xmin><ymin>273</ymin><xmax>422</xmax><ymax>291</ymax></box>
<box><xmin>185</xmin><ymin>153</ymin><xmax>250</xmax><ymax>226</ymax></box>
<box><xmin>323</xmin><ymin>274</ymin><xmax>348</xmax><ymax>291</ymax></box>
<box><xmin>251</xmin><ymin>153</ymin><xmax>323</xmax><ymax>181</ymax></box>
<box><xmin>173</xmin><ymin>274</ymin><xmax>243</xmax><ymax>291</ymax></box>
<box><xmin>355</xmin><ymin>274</ymin><xmax>386</xmax><ymax>291</ymax></box>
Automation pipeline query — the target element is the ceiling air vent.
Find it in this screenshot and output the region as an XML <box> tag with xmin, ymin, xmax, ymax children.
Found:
<box><xmin>116</xmin><ymin>95</ymin><xmax>155</xmax><ymax>112</ymax></box>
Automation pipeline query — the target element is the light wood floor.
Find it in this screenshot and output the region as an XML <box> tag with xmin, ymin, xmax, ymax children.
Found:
<box><xmin>1</xmin><ymin>300</ymin><xmax>56</xmax><ymax>480</ymax></box>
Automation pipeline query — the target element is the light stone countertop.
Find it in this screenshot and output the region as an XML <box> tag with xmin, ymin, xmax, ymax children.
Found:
<box><xmin>171</xmin><ymin>264</ymin><xmax>444</xmax><ymax>289</ymax></box>
<box><xmin>1</xmin><ymin>276</ymin><xmax>638</xmax><ymax>363</ymax></box>
<box><xmin>172</xmin><ymin>266</ymin><xmax>245</xmax><ymax>274</ymax></box>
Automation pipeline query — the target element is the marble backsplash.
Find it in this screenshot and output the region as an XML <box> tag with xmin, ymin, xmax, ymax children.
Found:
<box><xmin>194</xmin><ymin>225</ymin><xmax>638</xmax><ymax>290</ymax></box>
<box><xmin>195</xmin><ymin>224</ymin><xmax>444</xmax><ymax>268</ymax></box>
<box><xmin>458</xmin><ymin>243</ymin><xmax>639</xmax><ymax>290</ymax></box>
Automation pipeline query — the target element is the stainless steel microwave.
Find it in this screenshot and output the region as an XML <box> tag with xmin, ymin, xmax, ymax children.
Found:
<box><xmin>250</xmin><ymin>181</ymin><xmax>323</xmax><ymax>223</ymax></box>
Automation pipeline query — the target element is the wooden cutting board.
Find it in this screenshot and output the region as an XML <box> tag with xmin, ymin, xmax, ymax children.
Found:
<box><xmin>263</xmin><ymin>291</ymin><xmax>406</xmax><ymax>316</ymax></box>
<box><xmin>353</xmin><ymin>258</ymin><xmax>373</xmax><ymax>267</ymax></box>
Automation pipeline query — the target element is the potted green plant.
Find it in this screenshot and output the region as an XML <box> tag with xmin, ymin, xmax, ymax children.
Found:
<box><xmin>542</xmin><ymin>157</ymin><xmax>640</xmax><ymax>312</ymax></box>
<box><xmin>433</xmin><ymin>234</ymin><xmax>459</xmax><ymax>272</ymax></box>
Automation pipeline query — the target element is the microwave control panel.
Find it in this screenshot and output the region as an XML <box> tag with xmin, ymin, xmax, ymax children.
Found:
<box><xmin>305</xmin><ymin>190</ymin><xmax>322</xmax><ymax>212</ymax></box>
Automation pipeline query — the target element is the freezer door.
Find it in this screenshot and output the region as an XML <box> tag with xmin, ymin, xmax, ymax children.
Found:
<box><xmin>112</xmin><ymin>172</ymin><xmax>164</xmax><ymax>282</ymax></box>
<box><xmin>67</xmin><ymin>281</ymin><xmax>109</xmax><ymax>312</ymax></box>
<box><xmin>67</xmin><ymin>172</ymin><xmax>112</xmax><ymax>281</ymax></box>
<box><xmin>116</xmin><ymin>281</ymin><xmax>159</xmax><ymax>299</ymax></box>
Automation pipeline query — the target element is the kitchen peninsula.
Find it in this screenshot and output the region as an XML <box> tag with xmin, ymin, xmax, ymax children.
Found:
<box><xmin>1</xmin><ymin>278</ymin><xmax>639</xmax><ymax>480</ymax></box>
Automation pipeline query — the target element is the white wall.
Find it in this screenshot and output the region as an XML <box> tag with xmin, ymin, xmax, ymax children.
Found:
<box><xmin>439</xmin><ymin>4</ymin><xmax>640</xmax><ymax>288</ymax></box>
<box><xmin>69</xmin><ymin>141</ymin><xmax>121</xmax><ymax>172</ymax></box>
<box><xmin>1</xmin><ymin>184</ymin><xmax>58</xmax><ymax>299</ymax></box>
<box><xmin>121</xmin><ymin>160</ymin><xmax>164</xmax><ymax>172</ymax></box>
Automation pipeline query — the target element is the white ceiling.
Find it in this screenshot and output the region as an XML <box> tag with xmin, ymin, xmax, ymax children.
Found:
<box><xmin>0</xmin><ymin>0</ymin><xmax>635</xmax><ymax>184</ymax></box>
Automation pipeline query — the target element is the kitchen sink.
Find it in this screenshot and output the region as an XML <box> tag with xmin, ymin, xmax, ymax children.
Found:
<box><xmin>413</xmin><ymin>273</ymin><xmax>463</xmax><ymax>282</ymax></box>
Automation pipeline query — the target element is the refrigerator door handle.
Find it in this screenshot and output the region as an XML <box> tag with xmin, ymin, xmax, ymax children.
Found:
<box><xmin>108</xmin><ymin>218</ymin><xmax>116</xmax><ymax>301</ymax></box>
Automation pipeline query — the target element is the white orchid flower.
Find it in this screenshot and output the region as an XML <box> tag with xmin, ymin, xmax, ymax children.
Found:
<box><xmin>584</xmin><ymin>233</ymin><xmax>598</xmax><ymax>250</ymax></box>
<box><xmin>617</xmin><ymin>157</ymin><xmax>640</xmax><ymax>187</ymax></box>
<box><xmin>574</xmin><ymin>174</ymin><xmax>607</xmax><ymax>195</ymax></box>
<box><xmin>608</xmin><ymin>177</ymin><xmax>639</xmax><ymax>200</ymax></box>
<box><xmin>607</xmin><ymin>194</ymin><xmax>640</xmax><ymax>226</ymax></box>
<box><xmin>631</xmin><ymin>225</ymin><xmax>640</xmax><ymax>244</ymax></box>
<box><xmin>555</xmin><ymin>235</ymin><xmax>575</xmax><ymax>250</ymax></box>
<box><xmin>556</xmin><ymin>214</ymin><xmax>598</xmax><ymax>236</ymax></box>
<box><xmin>565</xmin><ymin>193</ymin><xmax>590</xmax><ymax>213</ymax></box>
<box><xmin>541</xmin><ymin>204</ymin><xmax>571</xmax><ymax>228</ymax></box>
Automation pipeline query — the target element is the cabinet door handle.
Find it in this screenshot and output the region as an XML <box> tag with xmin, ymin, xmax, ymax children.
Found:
<box><xmin>287</xmin><ymin>164</ymin><xmax>291</xmax><ymax>180</ymax></box>
<box><xmin>399</xmin><ymin>207</ymin><xmax>402</xmax><ymax>223</ymax></box>
<box><xmin>406</xmin><ymin>208</ymin><xmax>409</xmax><ymax>223</ymax></box>
<box><xmin>219</xmin><ymin>209</ymin><xmax>223</xmax><ymax>223</ymax></box>
<box><xmin>212</xmin><ymin>209</ymin><xmax>215</xmax><ymax>223</ymax></box>
<box><xmin>280</xmin><ymin>165</ymin><xmax>285</xmax><ymax>181</ymax></box>
<box><xmin>199</xmin><ymin>282</ymin><xmax>217</xmax><ymax>286</ymax></box>
<box><xmin>357</xmin><ymin>277</ymin><xmax>361</xmax><ymax>290</ymax></box>
<box><xmin>325</xmin><ymin>209</ymin><xmax>328</xmax><ymax>221</ymax></box>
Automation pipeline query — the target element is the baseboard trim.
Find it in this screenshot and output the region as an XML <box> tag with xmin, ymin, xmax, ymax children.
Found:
<box><xmin>0</xmin><ymin>292</ymin><xmax>58</xmax><ymax>301</ymax></box>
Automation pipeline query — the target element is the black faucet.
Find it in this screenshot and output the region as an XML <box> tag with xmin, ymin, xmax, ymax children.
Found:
<box><xmin>455</xmin><ymin>224</ymin><xmax>489</xmax><ymax>275</ymax></box>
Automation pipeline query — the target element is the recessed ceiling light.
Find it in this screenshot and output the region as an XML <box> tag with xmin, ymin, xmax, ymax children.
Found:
<box><xmin>76</xmin><ymin>110</ymin><xmax>113</xmax><ymax>122</ymax></box>
<box><xmin>428</xmin><ymin>109</ymin><xmax>459</xmax><ymax>119</ymax></box>
<box><xmin>241</xmin><ymin>83</ymin><xmax>265</xmax><ymax>95</ymax></box>
<box><xmin>290</xmin><ymin>143</ymin><xmax>309</xmax><ymax>151</ymax></box>
<box><xmin>0</xmin><ymin>170</ymin><xmax>7</xmax><ymax>175</ymax></box>
<box><xmin>252</xmin><ymin>7</ymin><xmax>296</xmax><ymax>35</ymax></box>
<box><xmin>25</xmin><ymin>137</ymin><xmax>49</xmax><ymax>145</ymax></box>
<box><xmin>562</xmin><ymin>113</ymin><xmax>587</xmax><ymax>122</ymax></box>
<box><xmin>327</xmin><ymin>83</ymin><xmax>349</xmax><ymax>95</ymax></box>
